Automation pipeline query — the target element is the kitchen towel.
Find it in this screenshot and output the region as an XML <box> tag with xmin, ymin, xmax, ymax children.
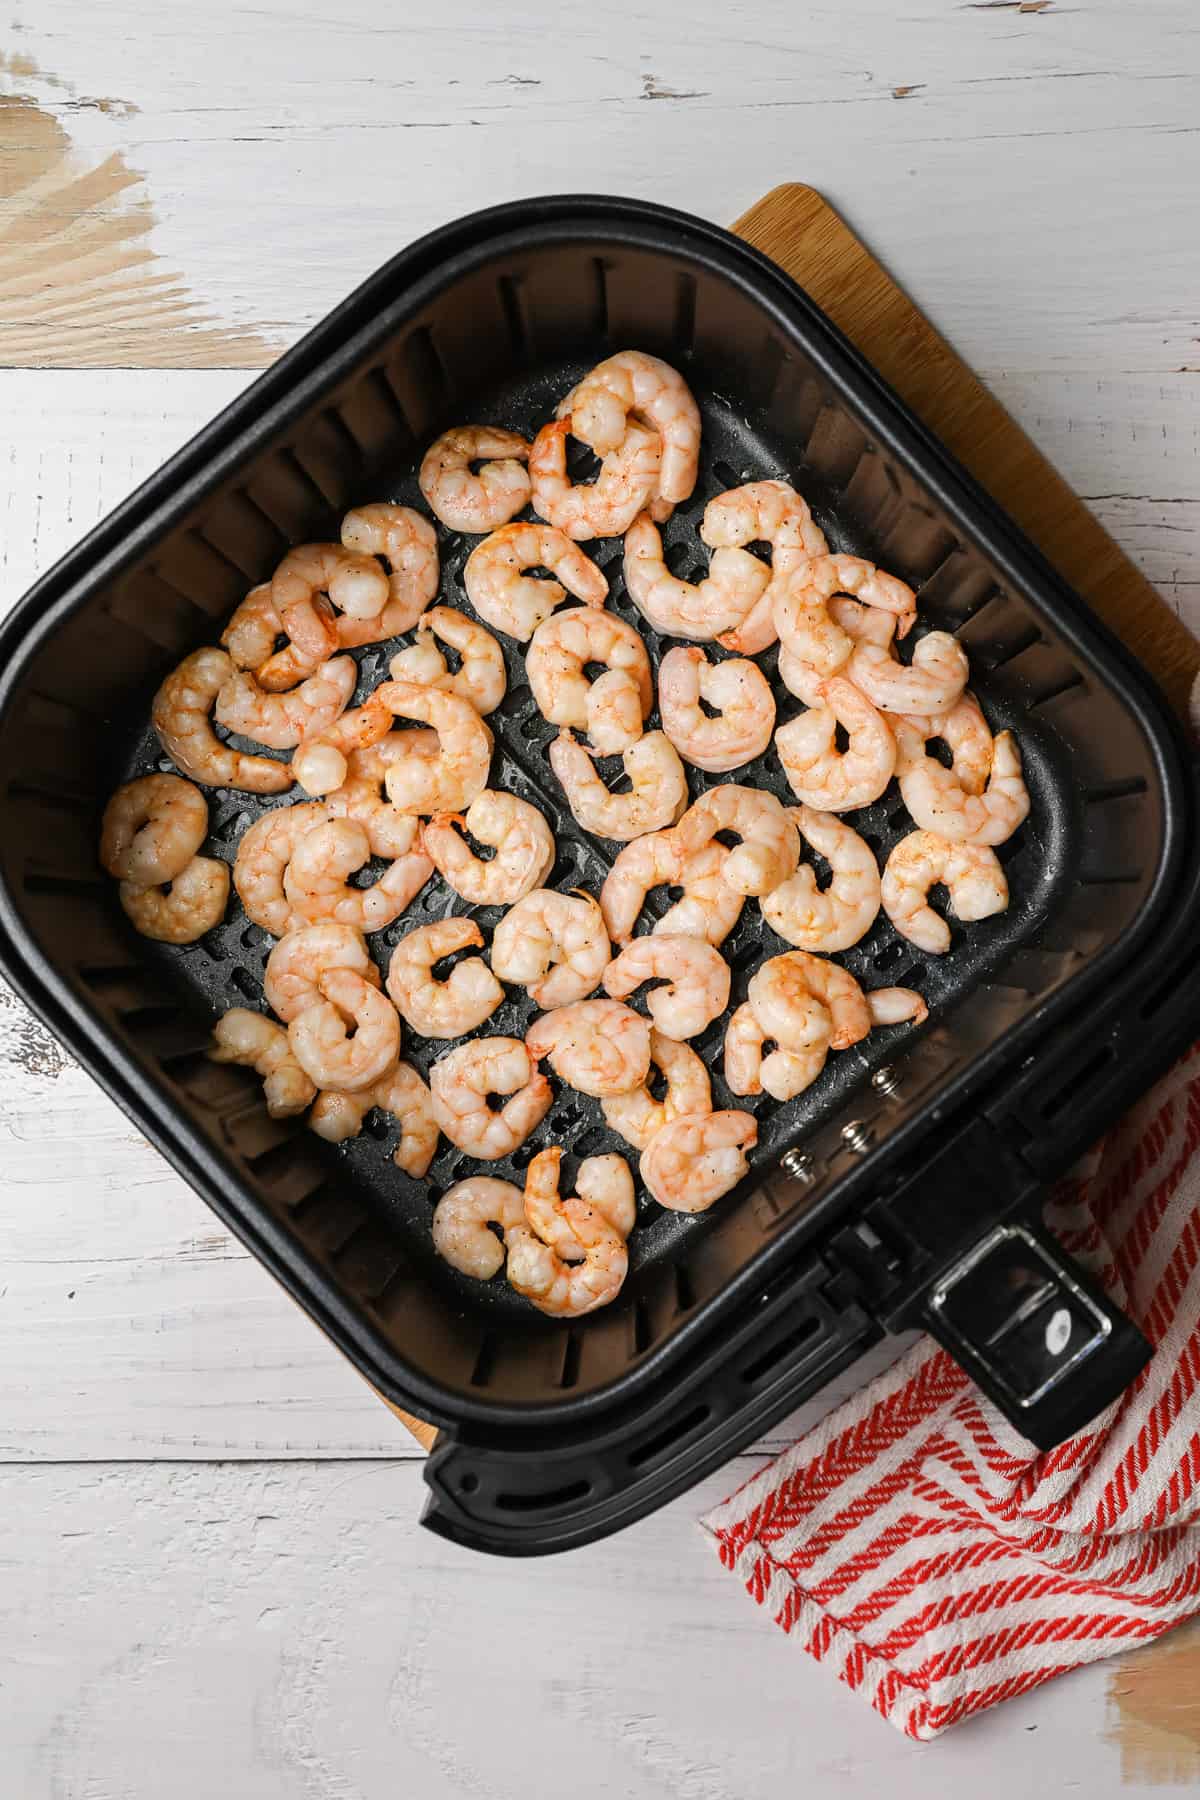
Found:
<box><xmin>701</xmin><ymin>1038</ymin><xmax>1200</xmax><ymax>1739</ymax></box>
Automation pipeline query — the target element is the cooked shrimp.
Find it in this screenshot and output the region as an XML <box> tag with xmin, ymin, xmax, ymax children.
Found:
<box><xmin>762</xmin><ymin>807</ymin><xmax>881</xmax><ymax>952</ymax></box>
<box><xmin>221</xmin><ymin>582</ymin><xmax>324</xmax><ymax>687</ymax></box>
<box><xmin>774</xmin><ymin>554</ymin><xmax>916</xmax><ymax>678</ymax></box>
<box><xmin>526</xmin><ymin>606</ymin><xmax>652</xmax><ymax>749</ymax></box>
<box><xmin>658</xmin><ymin>646</ymin><xmax>775</xmax><ymax>773</ymax></box>
<box><xmin>586</xmin><ymin>669</ymin><xmax>647</xmax><ymax>755</ymax></box>
<box><xmin>868</xmin><ymin>987</ymin><xmax>929</xmax><ymax>1027</ymax></box>
<box><xmin>701</xmin><ymin>481</ymin><xmax>828</xmax><ymax>655</ymax></box>
<box><xmin>599</xmin><ymin>830</ymin><xmax>742</xmax><ymax>947</ymax></box>
<box><xmin>287</xmin><ymin>967</ymin><xmax>400</xmax><ymax>1092</ymax></box>
<box><xmin>777</xmin><ymin>645</ymin><xmax>829</xmax><ymax>708</ymax></box>
<box><xmin>100</xmin><ymin>774</ymin><xmax>208</xmax><ymax>885</ymax></box>
<box><xmin>749</xmin><ymin>951</ymin><xmax>870</xmax><ymax>1052</ymax></box>
<box><xmin>506</xmin><ymin>1148</ymin><xmax>628</xmax><ymax>1317</ymax></box>
<box><xmin>273</xmin><ymin>541</ymin><xmax>390</xmax><ymax>635</ymax></box>
<box><xmin>902</xmin><ymin>692</ymin><xmax>993</xmax><ymax>798</ymax></box>
<box><xmin>639</xmin><ymin>1110</ymin><xmax>757</xmax><ymax>1213</ymax></box>
<box><xmin>549</xmin><ymin>728</ymin><xmax>688</xmax><ymax>842</ymax></box>
<box><xmin>622</xmin><ymin>512</ymin><xmax>768</xmax><ymax>641</ymax></box>
<box><xmin>602</xmin><ymin>934</ymin><xmax>730</xmax><ymax>1042</ymax></box>
<box><xmin>232</xmin><ymin>801</ymin><xmax>328</xmax><ymax>935</ymax></box>
<box><xmin>673</xmin><ymin>784</ymin><xmax>799</xmax><ymax>897</ymax></box>
<box><xmin>490</xmin><ymin>888</ymin><xmax>610</xmax><ymax>1008</ymax></box>
<box><xmin>371</xmin><ymin>679</ymin><xmax>493</xmax><ymax>814</ymax></box>
<box><xmin>775</xmin><ymin>676</ymin><xmax>897</xmax><ymax>812</ymax></box>
<box><xmin>881</xmin><ymin>830</ymin><xmax>1008</xmax><ymax>953</ymax></box>
<box><xmin>723</xmin><ymin>1001</ymin><xmax>830</xmax><ymax>1103</ymax></box>
<box><xmin>429</xmin><ymin>1037</ymin><xmax>552</xmax><ymax>1160</ymax></box>
<box><xmin>284</xmin><ymin>817</ymin><xmax>432</xmax><ymax>933</ymax></box>
<box><xmin>263</xmin><ymin>922</ymin><xmax>380</xmax><ymax>1022</ymax></box>
<box><xmin>849</xmin><ymin>630</ymin><xmax>969</xmax><ymax>716</ymax></box>
<box><xmin>385</xmin><ymin>918</ymin><xmax>504</xmax><ymax>1039</ymax></box>
<box><xmin>322</xmin><ymin>779</ymin><xmax>422</xmax><ymax>863</ymax></box>
<box><xmin>526</xmin><ymin>998</ymin><xmax>651</xmax><ymax>1097</ymax></box>
<box><xmin>388</xmin><ymin>606</ymin><xmax>507</xmax><ymax>718</ymax></box>
<box><xmin>290</xmin><ymin>691</ymin><xmax>395</xmax><ymax>796</ymax></box>
<box><xmin>431</xmin><ymin>1177</ymin><xmax>526</xmax><ymax>1279</ymax></box>
<box><xmin>575</xmin><ymin>1154</ymin><xmax>637</xmax><ymax>1239</ymax></box>
<box><xmin>152</xmin><ymin>647</ymin><xmax>291</xmax><ymax>794</ymax></box>
<box><xmin>336</xmin><ymin>505</ymin><xmax>440</xmax><ymax>641</ymax></box>
<box><xmin>463</xmin><ymin>521</ymin><xmax>607</xmax><ymax>641</ymax></box>
<box><xmin>529</xmin><ymin>416</ymin><xmax>662</xmax><ymax>541</ymax></box>
<box><xmin>558</xmin><ymin>350</ymin><xmax>700</xmax><ymax>514</ymax></box>
<box><xmin>601</xmin><ymin>1030</ymin><xmax>711</xmax><ymax>1151</ymax></box>
<box><xmin>215</xmin><ymin>656</ymin><xmax>357</xmax><ymax>752</ymax></box>
<box><xmin>209</xmin><ymin>1009</ymin><xmax>316</xmax><ymax>1118</ymax></box>
<box><xmin>778</xmin><ymin>594</ymin><xmax>897</xmax><ymax>703</ymax></box>
<box><xmin>119</xmin><ymin>856</ymin><xmax>229</xmax><ymax>944</ymax></box>
<box><xmin>419</xmin><ymin>426</ymin><xmax>531</xmax><ymax>533</ymax></box>
<box><xmin>422</xmin><ymin>791</ymin><xmax>554</xmax><ymax>907</ymax></box>
<box><xmin>310</xmin><ymin>1059</ymin><xmax>438</xmax><ymax>1176</ymax></box>
<box><xmin>896</xmin><ymin>723</ymin><xmax>1029</xmax><ymax>846</ymax></box>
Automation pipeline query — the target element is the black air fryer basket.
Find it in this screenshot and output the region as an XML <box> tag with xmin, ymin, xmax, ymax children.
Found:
<box><xmin>2</xmin><ymin>197</ymin><xmax>1197</xmax><ymax>1557</ymax></box>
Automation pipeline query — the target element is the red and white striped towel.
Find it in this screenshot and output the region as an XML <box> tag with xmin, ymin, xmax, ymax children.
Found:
<box><xmin>702</xmin><ymin>1039</ymin><xmax>1200</xmax><ymax>1739</ymax></box>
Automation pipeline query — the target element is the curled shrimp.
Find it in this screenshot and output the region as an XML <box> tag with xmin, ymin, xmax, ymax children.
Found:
<box><xmin>622</xmin><ymin>512</ymin><xmax>768</xmax><ymax>641</ymax></box>
<box><xmin>100</xmin><ymin>774</ymin><xmax>208</xmax><ymax>885</ymax></box>
<box><xmin>902</xmin><ymin>692</ymin><xmax>993</xmax><ymax>798</ymax></box>
<box><xmin>371</xmin><ymin>679</ymin><xmax>493</xmax><ymax>815</ymax></box>
<box><xmin>881</xmin><ymin>829</ymin><xmax>1008</xmax><ymax>953</ymax></box>
<box><xmin>273</xmin><ymin>540</ymin><xmax>390</xmax><ymax>637</ymax></box>
<box><xmin>215</xmin><ymin>656</ymin><xmax>357</xmax><ymax>752</ymax></box>
<box><xmin>762</xmin><ymin>807</ymin><xmax>881</xmax><ymax>952</ymax></box>
<box><xmin>431</xmin><ymin>1177</ymin><xmax>526</xmax><ymax>1279</ymax></box>
<box><xmin>322</xmin><ymin>777</ymin><xmax>423</xmax><ymax>863</ymax></box>
<box><xmin>233</xmin><ymin>801</ymin><xmax>328</xmax><ymax>935</ymax></box>
<box><xmin>310</xmin><ymin>1059</ymin><xmax>438</xmax><ymax>1176</ymax></box>
<box><xmin>429</xmin><ymin>1036</ymin><xmax>552</xmax><ymax>1160</ymax></box>
<box><xmin>599</xmin><ymin>830</ymin><xmax>745</xmax><ymax>947</ymax></box>
<box><xmin>723</xmin><ymin>1001</ymin><xmax>830</xmax><ymax>1102</ymax></box>
<box><xmin>601</xmin><ymin>1030</ymin><xmax>711</xmax><ymax>1151</ymax></box>
<box><xmin>640</xmin><ymin>1110</ymin><xmax>757</xmax><ymax>1214</ymax></box>
<box><xmin>336</xmin><ymin>505</ymin><xmax>440</xmax><ymax>643</ymax></box>
<box><xmin>525</xmin><ymin>998</ymin><xmax>651</xmax><ymax>1098</ymax></box>
<box><xmin>574</xmin><ymin>1154</ymin><xmax>637</xmax><ymax>1239</ymax></box>
<box><xmin>490</xmin><ymin>888</ymin><xmax>610</xmax><ymax>1008</ymax></box>
<box><xmin>152</xmin><ymin>647</ymin><xmax>291</xmax><ymax>794</ymax></box>
<box><xmin>749</xmin><ymin>951</ymin><xmax>870</xmax><ymax>1052</ymax></box>
<box><xmin>674</xmin><ymin>784</ymin><xmax>799</xmax><ymax>897</ymax></box>
<box><xmin>284</xmin><ymin>817</ymin><xmax>433</xmax><ymax>933</ymax></box>
<box><xmin>775</xmin><ymin>676</ymin><xmax>897</xmax><ymax>812</ymax></box>
<box><xmin>209</xmin><ymin>1009</ymin><xmax>316</xmax><ymax>1118</ymax></box>
<box><xmin>287</xmin><ymin>966</ymin><xmax>400</xmax><ymax>1092</ymax></box>
<box><xmin>658</xmin><ymin>646</ymin><xmax>775</xmax><ymax>773</ymax></box>
<box><xmin>119</xmin><ymin>857</ymin><xmax>230</xmax><ymax>944</ymax></box>
<box><xmin>778</xmin><ymin>595</ymin><xmax>897</xmax><ymax>704</ymax></box>
<box><xmin>291</xmin><ymin>691</ymin><xmax>397</xmax><ymax>796</ymax></box>
<box><xmin>388</xmin><ymin>607</ymin><xmax>507</xmax><ymax>717</ymax></box>
<box><xmin>385</xmin><ymin>918</ymin><xmax>504</xmax><ymax>1039</ymax></box>
<box><xmin>896</xmin><ymin>723</ymin><xmax>1029</xmax><ymax>847</ymax></box>
<box><xmin>222</xmin><ymin>582</ymin><xmax>327</xmax><ymax>692</ymax></box>
<box><xmin>506</xmin><ymin>1148</ymin><xmax>629</xmax><ymax>1317</ymax></box>
<box><xmin>422</xmin><ymin>791</ymin><xmax>555</xmax><ymax>907</ymax></box>
<box><xmin>419</xmin><ymin>426</ymin><xmax>531</xmax><ymax>533</ymax></box>
<box><xmin>868</xmin><ymin>987</ymin><xmax>929</xmax><ymax>1027</ymax></box>
<box><xmin>549</xmin><ymin>728</ymin><xmax>688</xmax><ymax>842</ymax></box>
<box><xmin>774</xmin><ymin>554</ymin><xmax>916</xmax><ymax>677</ymax></box>
<box><xmin>849</xmin><ymin>630</ymin><xmax>969</xmax><ymax>716</ymax></box>
<box><xmin>701</xmin><ymin>481</ymin><xmax>828</xmax><ymax>655</ymax></box>
<box><xmin>529</xmin><ymin>416</ymin><xmax>661</xmax><ymax>541</ymax></box>
<box><xmin>263</xmin><ymin>922</ymin><xmax>380</xmax><ymax>1022</ymax></box>
<box><xmin>602</xmin><ymin>934</ymin><xmax>730</xmax><ymax>1042</ymax></box>
<box><xmin>558</xmin><ymin>350</ymin><xmax>700</xmax><ymax>516</ymax></box>
<box><xmin>526</xmin><ymin>606</ymin><xmax>652</xmax><ymax>751</ymax></box>
<box><xmin>464</xmin><ymin>521</ymin><xmax>607</xmax><ymax>642</ymax></box>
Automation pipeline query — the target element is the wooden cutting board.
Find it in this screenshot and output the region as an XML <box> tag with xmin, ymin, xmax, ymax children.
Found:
<box><xmin>386</xmin><ymin>181</ymin><xmax>1198</xmax><ymax>1454</ymax></box>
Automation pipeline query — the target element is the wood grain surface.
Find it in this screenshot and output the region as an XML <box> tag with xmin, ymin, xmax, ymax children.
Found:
<box><xmin>1</xmin><ymin>5</ymin><xmax>1198</xmax><ymax>1793</ymax></box>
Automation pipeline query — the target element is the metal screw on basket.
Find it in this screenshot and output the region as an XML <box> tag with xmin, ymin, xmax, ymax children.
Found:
<box><xmin>841</xmin><ymin>1121</ymin><xmax>874</xmax><ymax>1155</ymax></box>
<box><xmin>780</xmin><ymin>1148</ymin><xmax>815</xmax><ymax>1185</ymax></box>
<box><xmin>871</xmin><ymin>1065</ymin><xmax>902</xmax><ymax>1099</ymax></box>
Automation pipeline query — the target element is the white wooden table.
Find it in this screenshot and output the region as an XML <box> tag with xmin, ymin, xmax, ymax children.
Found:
<box><xmin>2</xmin><ymin>5</ymin><xmax>1199</xmax><ymax>1793</ymax></box>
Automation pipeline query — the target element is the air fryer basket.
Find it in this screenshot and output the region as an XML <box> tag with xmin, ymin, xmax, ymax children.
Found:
<box><xmin>0</xmin><ymin>199</ymin><xmax>1195</xmax><ymax>1553</ymax></box>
